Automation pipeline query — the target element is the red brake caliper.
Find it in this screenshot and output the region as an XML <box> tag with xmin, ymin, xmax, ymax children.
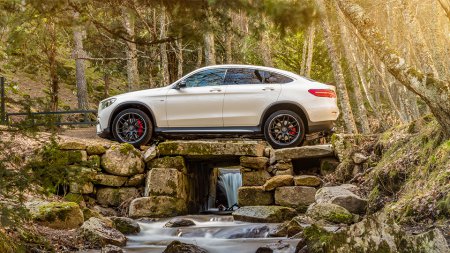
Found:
<box><xmin>137</xmin><ymin>120</ymin><xmax>144</xmax><ymax>136</ymax></box>
<box><xmin>289</xmin><ymin>127</ymin><xmax>297</xmax><ymax>136</ymax></box>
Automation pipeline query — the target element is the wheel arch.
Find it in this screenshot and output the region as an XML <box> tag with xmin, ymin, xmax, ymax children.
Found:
<box><xmin>260</xmin><ymin>102</ymin><xmax>310</xmax><ymax>133</ymax></box>
<box><xmin>109</xmin><ymin>102</ymin><xmax>156</xmax><ymax>133</ymax></box>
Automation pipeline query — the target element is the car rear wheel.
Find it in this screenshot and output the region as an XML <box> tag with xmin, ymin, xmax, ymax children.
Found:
<box><xmin>112</xmin><ymin>108</ymin><xmax>153</xmax><ymax>148</ymax></box>
<box><xmin>264</xmin><ymin>110</ymin><xmax>305</xmax><ymax>149</ymax></box>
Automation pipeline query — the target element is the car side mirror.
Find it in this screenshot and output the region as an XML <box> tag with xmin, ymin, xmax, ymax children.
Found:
<box><xmin>176</xmin><ymin>80</ymin><xmax>187</xmax><ymax>89</ymax></box>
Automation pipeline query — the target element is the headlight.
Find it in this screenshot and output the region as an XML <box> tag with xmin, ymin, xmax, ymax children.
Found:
<box><xmin>100</xmin><ymin>98</ymin><xmax>116</xmax><ymax>110</ymax></box>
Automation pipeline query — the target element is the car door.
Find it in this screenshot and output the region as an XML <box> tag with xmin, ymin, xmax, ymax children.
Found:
<box><xmin>222</xmin><ymin>68</ymin><xmax>283</xmax><ymax>127</ymax></box>
<box><xmin>165</xmin><ymin>68</ymin><xmax>227</xmax><ymax>127</ymax></box>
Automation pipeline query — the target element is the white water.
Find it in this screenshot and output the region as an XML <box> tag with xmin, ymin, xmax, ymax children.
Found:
<box><xmin>217</xmin><ymin>168</ymin><xmax>242</xmax><ymax>208</ymax></box>
<box><xmin>125</xmin><ymin>215</ymin><xmax>300</xmax><ymax>253</ymax></box>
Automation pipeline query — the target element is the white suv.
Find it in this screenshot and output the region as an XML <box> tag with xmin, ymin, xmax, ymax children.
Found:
<box><xmin>97</xmin><ymin>65</ymin><xmax>339</xmax><ymax>148</ymax></box>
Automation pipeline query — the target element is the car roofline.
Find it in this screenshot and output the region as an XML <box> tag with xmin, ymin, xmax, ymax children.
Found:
<box><xmin>193</xmin><ymin>64</ymin><xmax>302</xmax><ymax>81</ymax></box>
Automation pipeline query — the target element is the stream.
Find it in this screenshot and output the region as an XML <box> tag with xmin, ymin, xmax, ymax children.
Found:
<box><xmin>125</xmin><ymin>215</ymin><xmax>300</xmax><ymax>253</ymax></box>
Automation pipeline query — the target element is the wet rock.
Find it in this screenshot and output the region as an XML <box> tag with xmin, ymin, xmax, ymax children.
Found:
<box><xmin>352</xmin><ymin>152</ymin><xmax>368</xmax><ymax>164</ymax></box>
<box><xmin>164</xmin><ymin>218</ymin><xmax>195</xmax><ymax>228</ymax></box>
<box><xmin>143</xmin><ymin>145</ymin><xmax>158</xmax><ymax>162</ymax></box>
<box><xmin>262</xmin><ymin>175</ymin><xmax>294</xmax><ymax>191</ymax></box>
<box><xmin>238</xmin><ymin>186</ymin><xmax>274</xmax><ymax>206</ymax></box>
<box><xmin>227</xmin><ymin>225</ymin><xmax>270</xmax><ymax>239</ymax></box>
<box><xmin>240</xmin><ymin>156</ymin><xmax>269</xmax><ymax>170</ymax></box>
<box><xmin>129</xmin><ymin>196</ymin><xmax>187</xmax><ymax>218</ymax></box>
<box><xmin>110</xmin><ymin>216</ymin><xmax>140</xmax><ymax>234</ymax></box>
<box><xmin>158</xmin><ymin>140</ymin><xmax>266</xmax><ymax>158</ymax></box>
<box><xmin>163</xmin><ymin>240</ymin><xmax>208</xmax><ymax>253</ymax></box>
<box><xmin>125</xmin><ymin>174</ymin><xmax>146</xmax><ymax>187</ymax></box>
<box><xmin>306</xmin><ymin>203</ymin><xmax>353</xmax><ymax>224</ymax></box>
<box><xmin>94</xmin><ymin>174</ymin><xmax>128</xmax><ymax>187</ymax></box>
<box><xmin>148</xmin><ymin>156</ymin><xmax>187</xmax><ymax>173</ymax></box>
<box><xmin>28</xmin><ymin>201</ymin><xmax>84</xmax><ymax>229</ymax></box>
<box><xmin>319</xmin><ymin>158</ymin><xmax>339</xmax><ymax>176</ymax></box>
<box><xmin>60</xmin><ymin>141</ymin><xmax>86</xmax><ymax>150</ymax></box>
<box><xmin>274</xmin><ymin>145</ymin><xmax>334</xmax><ymax>161</ymax></box>
<box><xmin>242</xmin><ymin>170</ymin><xmax>271</xmax><ymax>186</ymax></box>
<box><xmin>101</xmin><ymin>244</ymin><xmax>123</xmax><ymax>253</ymax></box>
<box><xmin>87</xmin><ymin>144</ymin><xmax>107</xmax><ymax>155</ymax></box>
<box><xmin>256</xmin><ymin>242</ymin><xmax>290</xmax><ymax>253</ymax></box>
<box><xmin>78</xmin><ymin>217</ymin><xmax>127</xmax><ymax>247</ymax></box>
<box><xmin>101</xmin><ymin>143</ymin><xmax>144</xmax><ymax>176</ymax></box>
<box><xmin>315</xmin><ymin>184</ymin><xmax>367</xmax><ymax>214</ymax></box>
<box><xmin>295</xmin><ymin>238</ymin><xmax>307</xmax><ymax>253</ymax></box>
<box><xmin>293</xmin><ymin>175</ymin><xmax>322</xmax><ymax>187</ymax></box>
<box><xmin>144</xmin><ymin>168</ymin><xmax>187</xmax><ymax>198</ymax></box>
<box><xmin>269</xmin><ymin>220</ymin><xmax>303</xmax><ymax>237</ymax></box>
<box><xmin>232</xmin><ymin>206</ymin><xmax>297</xmax><ymax>223</ymax></box>
<box><xmin>96</xmin><ymin>187</ymin><xmax>139</xmax><ymax>207</ymax></box>
<box><xmin>275</xmin><ymin>186</ymin><xmax>316</xmax><ymax>209</ymax></box>
<box><xmin>93</xmin><ymin>205</ymin><xmax>118</xmax><ymax>217</ymax></box>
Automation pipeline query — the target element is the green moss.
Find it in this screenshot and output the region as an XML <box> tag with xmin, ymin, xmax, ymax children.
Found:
<box><xmin>35</xmin><ymin>202</ymin><xmax>79</xmax><ymax>222</ymax></box>
<box><xmin>63</xmin><ymin>193</ymin><xmax>84</xmax><ymax>204</ymax></box>
<box><xmin>118</xmin><ymin>143</ymin><xmax>137</xmax><ymax>155</ymax></box>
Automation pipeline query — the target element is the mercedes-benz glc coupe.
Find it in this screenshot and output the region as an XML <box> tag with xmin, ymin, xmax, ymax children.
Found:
<box><xmin>97</xmin><ymin>65</ymin><xmax>339</xmax><ymax>148</ymax></box>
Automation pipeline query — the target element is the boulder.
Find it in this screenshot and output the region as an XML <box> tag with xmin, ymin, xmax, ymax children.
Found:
<box><xmin>93</xmin><ymin>205</ymin><xmax>118</xmax><ymax>217</ymax></box>
<box><xmin>101</xmin><ymin>144</ymin><xmax>144</xmax><ymax>176</ymax></box>
<box><xmin>129</xmin><ymin>196</ymin><xmax>187</xmax><ymax>218</ymax></box>
<box><xmin>101</xmin><ymin>244</ymin><xmax>123</xmax><ymax>253</ymax></box>
<box><xmin>96</xmin><ymin>187</ymin><xmax>139</xmax><ymax>207</ymax></box>
<box><xmin>28</xmin><ymin>201</ymin><xmax>84</xmax><ymax>229</ymax></box>
<box><xmin>352</xmin><ymin>152</ymin><xmax>368</xmax><ymax>164</ymax></box>
<box><xmin>163</xmin><ymin>240</ymin><xmax>208</xmax><ymax>253</ymax></box>
<box><xmin>293</xmin><ymin>175</ymin><xmax>322</xmax><ymax>187</ymax></box>
<box><xmin>240</xmin><ymin>156</ymin><xmax>269</xmax><ymax>170</ymax></box>
<box><xmin>70</xmin><ymin>182</ymin><xmax>94</xmax><ymax>194</ymax></box>
<box><xmin>306</xmin><ymin>203</ymin><xmax>353</xmax><ymax>224</ymax></box>
<box><xmin>232</xmin><ymin>206</ymin><xmax>297</xmax><ymax>223</ymax></box>
<box><xmin>269</xmin><ymin>219</ymin><xmax>303</xmax><ymax>237</ymax></box>
<box><xmin>144</xmin><ymin>168</ymin><xmax>187</xmax><ymax>198</ymax></box>
<box><xmin>125</xmin><ymin>174</ymin><xmax>146</xmax><ymax>187</ymax></box>
<box><xmin>238</xmin><ymin>186</ymin><xmax>274</xmax><ymax>206</ymax></box>
<box><xmin>255</xmin><ymin>242</ymin><xmax>290</xmax><ymax>253</ymax></box>
<box><xmin>110</xmin><ymin>216</ymin><xmax>140</xmax><ymax>234</ymax></box>
<box><xmin>60</xmin><ymin>141</ymin><xmax>86</xmax><ymax>150</ymax></box>
<box><xmin>274</xmin><ymin>145</ymin><xmax>333</xmax><ymax>161</ymax></box>
<box><xmin>273</xmin><ymin>161</ymin><xmax>293</xmax><ymax>171</ymax></box>
<box><xmin>143</xmin><ymin>145</ymin><xmax>158</xmax><ymax>162</ymax></box>
<box><xmin>82</xmin><ymin>207</ymin><xmax>111</xmax><ymax>225</ymax></box>
<box><xmin>242</xmin><ymin>170</ymin><xmax>271</xmax><ymax>186</ymax></box>
<box><xmin>315</xmin><ymin>185</ymin><xmax>367</xmax><ymax>214</ymax></box>
<box><xmin>319</xmin><ymin>158</ymin><xmax>340</xmax><ymax>176</ymax></box>
<box><xmin>148</xmin><ymin>156</ymin><xmax>187</xmax><ymax>173</ymax></box>
<box><xmin>94</xmin><ymin>174</ymin><xmax>128</xmax><ymax>187</ymax></box>
<box><xmin>262</xmin><ymin>175</ymin><xmax>294</xmax><ymax>191</ymax></box>
<box><xmin>87</xmin><ymin>145</ymin><xmax>107</xmax><ymax>155</ymax></box>
<box><xmin>275</xmin><ymin>186</ymin><xmax>316</xmax><ymax>210</ymax></box>
<box><xmin>164</xmin><ymin>218</ymin><xmax>196</xmax><ymax>228</ymax></box>
<box><xmin>158</xmin><ymin>140</ymin><xmax>265</xmax><ymax>158</ymax></box>
<box><xmin>78</xmin><ymin>217</ymin><xmax>127</xmax><ymax>247</ymax></box>
<box><xmin>67</xmin><ymin>150</ymin><xmax>88</xmax><ymax>164</ymax></box>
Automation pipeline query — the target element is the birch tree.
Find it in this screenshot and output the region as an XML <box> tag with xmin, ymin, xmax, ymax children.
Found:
<box><xmin>159</xmin><ymin>7</ymin><xmax>170</xmax><ymax>84</ymax></box>
<box><xmin>305</xmin><ymin>23</ymin><xmax>315</xmax><ymax>78</ymax></box>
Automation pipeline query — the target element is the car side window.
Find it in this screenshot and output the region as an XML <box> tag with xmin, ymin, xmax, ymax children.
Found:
<box><xmin>184</xmin><ymin>69</ymin><xmax>226</xmax><ymax>88</ymax></box>
<box><xmin>261</xmin><ymin>71</ymin><xmax>293</xmax><ymax>84</ymax></box>
<box><xmin>224</xmin><ymin>68</ymin><xmax>264</xmax><ymax>85</ymax></box>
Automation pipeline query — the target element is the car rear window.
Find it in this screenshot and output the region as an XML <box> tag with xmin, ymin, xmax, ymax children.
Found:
<box><xmin>224</xmin><ymin>68</ymin><xmax>293</xmax><ymax>85</ymax></box>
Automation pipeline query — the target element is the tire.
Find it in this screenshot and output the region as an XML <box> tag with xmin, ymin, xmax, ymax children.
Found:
<box><xmin>112</xmin><ymin>108</ymin><xmax>153</xmax><ymax>148</ymax></box>
<box><xmin>264</xmin><ymin>110</ymin><xmax>305</xmax><ymax>149</ymax></box>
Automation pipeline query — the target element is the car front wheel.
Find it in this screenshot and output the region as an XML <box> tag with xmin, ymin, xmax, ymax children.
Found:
<box><xmin>264</xmin><ymin>110</ymin><xmax>305</xmax><ymax>149</ymax></box>
<box><xmin>112</xmin><ymin>108</ymin><xmax>153</xmax><ymax>148</ymax></box>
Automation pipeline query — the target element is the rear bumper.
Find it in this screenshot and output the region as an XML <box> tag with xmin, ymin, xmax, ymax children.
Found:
<box><xmin>307</xmin><ymin>120</ymin><xmax>335</xmax><ymax>134</ymax></box>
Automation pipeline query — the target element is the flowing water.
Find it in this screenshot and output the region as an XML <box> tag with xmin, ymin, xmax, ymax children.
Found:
<box><xmin>217</xmin><ymin>168</ymin><xmax>242</xmax><ymax>208</ymax></box>
<box><xmin>125</xmin><ymin>215</ymin><xmax>300</xmax><ymax>253</ymax></box>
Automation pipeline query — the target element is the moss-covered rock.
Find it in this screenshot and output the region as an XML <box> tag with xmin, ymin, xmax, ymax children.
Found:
<box><xmin>70</xmin><ymin>182</ymin><xmax>94</xmax><ymax>194</ymax></box>
<box><xmin>96</xmin><ymin>187</ymin><xmax>139</xmax><ymax>207</ymax></box>
<box><xmin>125</xmin><ymin>174</ymin><xmax>146</xmax><ymax>187</ymax></box>
<box><xmin>87</xmin><ymin>155</ymin><xmax>101</xmax><ymax>169</ymax></box>
<box><xmin>306</xmin><ymin>203</ymin><xmax>353</xmax><ymax>224</ymax></box>
<box><xmin>144</xmin><ymin>168</ymin><xmax>187</xmax><ymax>198</ymax></box>
<box><xmin>148</xmin><ymin>156</ymin><xmax>187</xmax><ymax>173</ymax></box>
<box><xmin>29</xmin><ymin>201</ymin><xmax>84</xmax><ymax>229</ymax></box>
<box><xmin>262</xmin><ymin>175</ymin><xmax>294</xmax><ymax>191</ymax></box>
<box><xmin>94</xmin><ymin>173</ymin><xmax>128</xmax><ymax>187</ymax></box>
<box><xmin>158</xmin><ymin>140</ymin><xmax>266</xmax><ymax>158</ymax></box>
<box><xmin>63</xmin><ymin>193</ymin><xmax>85</xmax><ymax>205</ymax></box>
<box><xmin>275</xmin><ymin>186</ymin><xmax>316</xmax><ymax>210</ymax></box>
<box><xmin>77</xmin><ymin>217</ymin><xmax>127</xmax><ymax>247</ymax></box>
<box><xmin>101</xmin><ymin>144</ymin><xmax>144</xmax><ymax>176</ymax></box>
<box><xmin>238</xmin><ymin>186</ymin><xmax>274</xmax><ymax>206</ymax></box>
<box><xmin>240</xmin><ymin>156</ymin><xmax>269</xmax><ymax>170</ymax></box>
<box><xmin>128</xmin><ymin>196</ymin><xmax>187</xmax><ymax>218</ymax></box>
<box><xmin>242</xmin><ymin>170</ymin><xmax>271</xmax><ymax>186</ymax></box>
<box><xmin>86</xmin><ymin>144</ymin><xmax>107</xmax><ymax>155</ymax></box>
<box><xmin>315</xmin><ymin>185</ymin><xmax>368</xmax><ymax>214</ymax></box>
<box><xmin>67</xmin><ymin>150</ymin><xmax>88</xmax><ymax>164</ymax></box>
<box><xmin>59</xmin><ymin>141</ymin><xmax>87</xmax><ymax>150</ymax></box>
<box><xmin>110</xmin><ymin>216</ymin><xmax>140</xmax><ymax>235</ymax></box>
<box><xmin>232</xmin><ymin>206</ymin><xmax>297</xmax><ymax>223</ymax></box>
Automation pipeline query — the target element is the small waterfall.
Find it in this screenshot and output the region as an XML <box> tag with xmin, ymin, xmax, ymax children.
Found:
<box><xmin>217</xmin><ymin>168</ymin><xmax>242</xmax><ymax>208</ymax></box>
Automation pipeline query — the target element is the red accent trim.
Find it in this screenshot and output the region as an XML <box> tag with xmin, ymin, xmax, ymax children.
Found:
<box><xmin>308</xmin><ymin>89</ymin><xmax>337</xmax><ymax>98</ymax></box>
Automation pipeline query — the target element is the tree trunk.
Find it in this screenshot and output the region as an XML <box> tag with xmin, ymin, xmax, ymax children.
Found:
<box><xmin>103</xmin><ymin>73</ymin><xmax>110</xmax><ymax>99</ymax></box>
<box><xmin>123</xmin><ymin>8</ymin><xmax>140</xmax><ymax>91</ymax></box>
<box><xmin>336</xmin><ymin>0</ymin><xmax>450</xmax><ymax>136</ymax></box>
<box><xmin>73</xmin><ymin>11</ymin><xmax>89</xmax><ymax>110</ymax></box>
<box><xmin>305</xmin><ymin>23</ymin><xmax>316</xmax><ymax>78</ymax></box>
<box><xmin>225</xmin><ymin>32</ymin><xmax>233</xmax><ymax>64</ymax></box>
<box><xmin>204</xmin><ymin>32</ymin><xmax>216</xmax><ymax>66</ymax></box>
<box><xmin>316</xmin><ymin>0</ymin><xmax>358</xmax><ymax>134</ymax></box>
<box><xmin>334</xmin><ymin>3</ymin><xmax>370</xmax><ymax>133</ymax></box>
<box><xmin>176</xmin><ymin>38</ymin><xmax>183</xmax><ymax>79</ymax></box>
<box><xmin>300</xmin><ymin>33</ymin><xmax>308</xmax><ymax>75</ymax></box>
<box><xmin>196</xmin><ymin>47</ymin><xmax>203</xmax><ymax>68</ymax></box>
<box><xmin>159</xmin><ymin>7</ymin><xmax>170</xmax><ymax>85</ymax></box>
<box><xmin>45</xmin><ymin>21</ymin><xmax>59</xmax><ymax>111</ymax></box>
<box><xmin>437</xmin><ymin>0</ymin><xmax>450</xmax><ymax>21</ymax></box>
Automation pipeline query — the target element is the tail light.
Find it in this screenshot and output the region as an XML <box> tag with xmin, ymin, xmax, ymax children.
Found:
<box><xmin>308</xmin><ymin>89</ymin><xmax>337</xmax><ymax>98</ymax></box>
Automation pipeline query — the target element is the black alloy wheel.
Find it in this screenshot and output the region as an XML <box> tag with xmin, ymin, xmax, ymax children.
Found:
<box><xmin>112</xmin><ymin>108</ymin><xmax>153</xmax><ymax>147</ymax></box>
<box><xmin>264</xmin><ymin>110</ymin><xmax>305</xmax><ymax>149</ymax></box>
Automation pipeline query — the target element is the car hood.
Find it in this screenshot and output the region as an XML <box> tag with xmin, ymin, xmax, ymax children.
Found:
<box><xmin>113</xmin><ymin>86</ymin><xmax>170</xmax><ymax>100</ymax></box>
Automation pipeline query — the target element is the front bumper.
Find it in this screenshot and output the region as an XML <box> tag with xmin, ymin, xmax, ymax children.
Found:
<box><xmin>96</xmin><ymin>119</ymin><xmax>113</xmax><ymax>139</ymax></box>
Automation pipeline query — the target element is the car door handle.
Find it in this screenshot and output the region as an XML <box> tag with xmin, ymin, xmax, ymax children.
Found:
<box><xmin>262</xmin><ymin>87</ymin><xmax>275</xmax><ymax>91</ymax></box>
<box><xmin>209</xmin><ymin>88</ymin><xmax>222</xmax><ymax>92</ymax></box>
